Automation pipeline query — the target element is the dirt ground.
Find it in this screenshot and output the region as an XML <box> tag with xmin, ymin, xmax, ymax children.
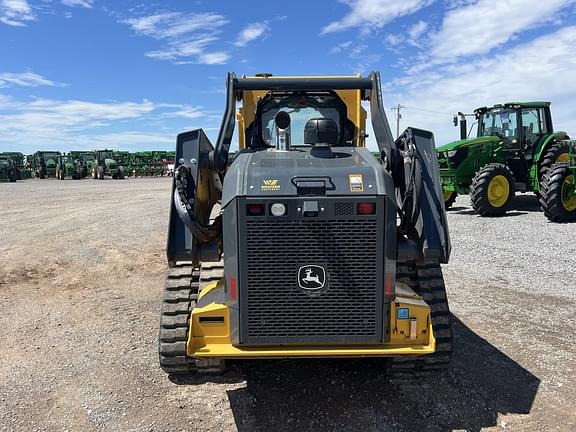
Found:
<box><xmin>1</xmin><ymin>178</ymin><xmax>575</xmax><ymax>432</ymax></box>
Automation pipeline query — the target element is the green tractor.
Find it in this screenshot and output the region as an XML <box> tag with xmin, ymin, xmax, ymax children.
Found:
<box><xmin>0</xmin><ymin>152</ymin><xmax>31</xmax><ymax>179</ymax></box>
<box><xmin>91</xmin><ymin>149</ymin><xmax>126</xmax><ymax>180</ymax></box>
<box><xmin>540</xmin><ymin>140</ymin><xmax>576</xmax><ymax>222</ymax></box>
<box><xmin>69</xmin><ymin>151</ymin><xmax>96</xmax><ymax>178</ymax></box>
<box><xmin>55</xmin><ymin>154</ymin><xmax>82</xmax><ymax>180</ymax></box>
<box><xmin>112</xmin><ymin>151</ymin><xmax>132</xmax><ymax>176</ymax></box>
<box><xmin>33</xmin><ymin>151</ymin><xmax>61</xmax><ymax>178</ymax></box>
<box><xmin>437</xmin><ymin>102</ymin><xmax>573</xmax><ymax>216</ymax></box>
<box><xmin>0</xmin><ymin>154</ymin><xmax>18</xmax><ymax>182</ymax></box>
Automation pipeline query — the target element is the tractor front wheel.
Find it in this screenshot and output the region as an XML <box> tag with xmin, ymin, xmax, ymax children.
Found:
<box><xmin>97</xmin><ymin>166</ymin><xmax>105</xmax><ymax>180</ymax></box>
<box><xmin>118</xmin><ymin>167</ymin><xmax>126</xmax><ymax>180</ymax></box>
<box><xmin>540</xmin><ymin>163</ymin><xmax>576</xmax><ymax>222</ymax></box>
<box><xmin>8</xmin><ymin>168</ymin><xmax>17</xmax><ymax>182</ymax></box>
<box><xmin>443</xmin><ymin>191</ymin><xmax>457</xmax><ymax>209</ymax></box>
<box><xmin>470</xmin><ymin>163</ymin><xmax>516</xmax><ymax>217</ymax></box>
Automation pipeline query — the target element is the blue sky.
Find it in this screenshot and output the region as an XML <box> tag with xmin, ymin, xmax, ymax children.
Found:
<box><xmin>1</xmin><ymin>0</ymin><xmax>576</xmax><ymax>153</ymax></box>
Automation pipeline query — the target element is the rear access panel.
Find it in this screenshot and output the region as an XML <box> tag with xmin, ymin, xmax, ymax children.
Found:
<box><xmin>238</xmin><ymin>196</ymin><xmax>385</xmax><ymax>345</ymax></box>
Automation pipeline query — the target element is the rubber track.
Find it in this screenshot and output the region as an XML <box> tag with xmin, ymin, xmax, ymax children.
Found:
<box><xmin>158</xmin><ymin>264</ymin><xmax>200</xmax><ymax>374</ymax></box>
<box><xmin>539</xmin><ymin>163</ymin><xmax>576</xmax><ymax>222</ymax></box>
<box><xmin>389</xmin><ymin>259</ymin><xmax>453</xmax><ymax>376</ymax></box>
<box><xmin>159</xmin><ymin>261</ymin><xmax>226</xmax><ymax>375</ymax></box>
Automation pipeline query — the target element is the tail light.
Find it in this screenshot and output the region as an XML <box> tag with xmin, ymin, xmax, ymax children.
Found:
<box><xmin>246</xmin><ymin>203</ymin><xmax>264</xmax><ymax>216</ymax></box>
<box><xmin>357</xmin><ymin>202</ymin><xmax>376</xmax><ymax>215</ymax></box>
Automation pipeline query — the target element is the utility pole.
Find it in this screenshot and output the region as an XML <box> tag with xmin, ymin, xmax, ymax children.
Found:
<box><xmin>391</xmin><ymin>104</ymin><xmax>405</xmax><ymax>138</ymax></box>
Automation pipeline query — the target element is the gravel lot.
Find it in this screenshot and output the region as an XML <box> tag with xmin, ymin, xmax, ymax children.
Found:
<box><xmin>1</xmin><ymin>178</ymin><xmax>575</xmax><ymax>432</ymax></box>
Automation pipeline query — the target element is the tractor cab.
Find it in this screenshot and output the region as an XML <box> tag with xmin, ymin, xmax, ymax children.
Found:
<box><xmin>475</xmin><ymin>103</ymin><xmax>553</xmax><ymax>161</ymax></box>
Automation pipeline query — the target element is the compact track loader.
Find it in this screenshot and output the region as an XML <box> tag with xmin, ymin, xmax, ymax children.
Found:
<box><xmin>159</xmin><ymin>73</ymin><xmax>451</xmax><ymax>376</ymax></box>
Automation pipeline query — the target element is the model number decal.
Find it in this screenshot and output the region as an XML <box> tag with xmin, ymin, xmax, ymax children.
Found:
<box><xmin>261</xmin><ymin>179</ymin><xmax>281</xmax><ymax>191</ymax></box>
<box><xmin>349</xmin><ymin>174</ymin><xmax>364</xmax><ymax>192</ymax></box>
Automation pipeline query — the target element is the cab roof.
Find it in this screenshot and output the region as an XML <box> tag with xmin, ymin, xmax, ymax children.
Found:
<box><xmin>475</xmin><ymin>102</ymin><xmax>551</xmax><ymax>114</ymax></box>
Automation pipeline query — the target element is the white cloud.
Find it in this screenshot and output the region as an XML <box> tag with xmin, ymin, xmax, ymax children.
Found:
<box><xmin>197</xmin><ymin>52</ymin><xmax>230</xmax><ymax>65</ymax></box>
<box><xmin>383</xmin><ymin>33</ymin><xmax>404</xmax><ymax>47</ymax></box>
<box><xmin>0</xmin><ymin>97</ymin><xmax>217</xmax><ymax>151</ymax></box>
<box><xmin>321</xmin><ymin>0</ymin><xmax>433</xmax><ymax>34</ymax></box>
<box><xmin>123</xmin><ymin>11</ymin><xmax>230</xmax><ymax>65</ymax></box>
<box><xmin>330</xmin><ymin>40</ymin><xmax>353</xmax><ymax>54</ymax></box>
<box><xmin>235</xmin><ymin>22</ymin><xmax>268</xmax><ymax>47</ymax></box>
<box><xmin>0</xmin><ymin>0</ymin><xmax>34</xmax><ymax>26</ymax></box>
<box><xmin>431</xmin><ymin>0</ymin><xmax>576</xmax><ymax>59</ymax></box>
<box><xmin>0</xmin><ymin>71</ymin><xmax>63</xmax><ymax>88</ymax></box>
<box><xmin>125</xmin><ymin>12</ymin><xmax>227</xmax><ymax>40</ymax></box>
<box><xmin>61</xmin><ymin>0</ymin><xmax>93</xmax><ymax>8</ymax></box>
<box><xmin>384</xmin><ymin>26</ymin><xmax>576</xmax><ymax>145</ymax></box>
<box><xmin>408</xmin><ymin>20</ymin><xmax>427</xmax><ymax>41</ymax></box>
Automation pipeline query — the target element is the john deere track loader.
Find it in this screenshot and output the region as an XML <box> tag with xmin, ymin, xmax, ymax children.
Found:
<box><xmin>159</xmin><ymin>73</ymin><xmax>451</xmax><ymax>376</ymax></box>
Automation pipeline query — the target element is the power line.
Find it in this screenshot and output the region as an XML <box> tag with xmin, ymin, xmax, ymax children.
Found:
<box><xmin>401</xmin><ymin>105</ymin><xmax>455</xmax><ymax>117</ymax></box>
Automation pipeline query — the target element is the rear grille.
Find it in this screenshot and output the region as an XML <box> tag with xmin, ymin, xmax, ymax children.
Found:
<box><xmin>241</xmin><ymin>218</ymin><xmax>382</xmax><ymax>344</ymax></box>
<box><xmin>334</xmin><ymin>202</ymin><xmax>354</xmax><ymax>216</ymax></box>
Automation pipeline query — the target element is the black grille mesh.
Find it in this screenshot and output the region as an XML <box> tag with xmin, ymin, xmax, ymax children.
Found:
<box><xmin>243</xmin><ymin>219</ymin><xmax>380</xmax><ymax>342</ymax></box>
<box><xmin>334</xmin><ymin>202</ymin><xmax>354</xmax><ymax>216</ymax></box>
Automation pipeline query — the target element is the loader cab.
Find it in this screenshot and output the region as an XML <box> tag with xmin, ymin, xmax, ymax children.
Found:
<box><xmin>236</xmin><ymin>76</ymin><xmax>368</xmax><ymax>152</ymax></box>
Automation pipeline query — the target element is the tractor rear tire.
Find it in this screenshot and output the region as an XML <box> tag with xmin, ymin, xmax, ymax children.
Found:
<box><xmin>389</xmin><ymin>259</ymin><xmax>452</xmax><ymax>376</ymax></box>
<box><xmin>540</xmin><ymin>141</ymin><xmax>573</xmax><ymax>179</ymax></box>
<box><xmin>444</xmin><ymin>191</ymin><xmax>457</xmax><ymax>209</ymax></box>
<box><xmin>8</xmin><ymin>168</ymin><xmax>17</xmax><ymax>182</ymax></box>
<box><xmin>470</xmin><ymin>163</ymin><xmax>516</xmax><ymax>217</ymax></box>
<box><xmin>118</xmin><ymin>167</ymin><xmax>126</xmax><ymax>180</ymax></box>
<box><xmin>540</xmin><ymin>163</ymin><xmax>576</xmax><ymax>222</ymax></box>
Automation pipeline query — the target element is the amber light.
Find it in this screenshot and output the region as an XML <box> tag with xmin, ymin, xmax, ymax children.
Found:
<box><xmin>357</xmin><ymin>202</ymin><xmax>376</xmax><ymax>215</ymax></box>
<box><xmin>247</xmin><ymin>203</ymin><xmax>264</xmax><ymax>216</ymax></box>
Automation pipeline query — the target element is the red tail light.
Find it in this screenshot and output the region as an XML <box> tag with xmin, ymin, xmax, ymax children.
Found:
<box><xmin>246</xmin><ymin>203</ymin><xmax>264</xmax><ymax>216</ymax></box>
<box><xmin>229</xmin><ymin>276</ymin><xmax>237</xmax><ymax>301</ymax></box>
<box><xmin>357</xmin><ymin>202</ymin><xmax>376</xmax><ymax>215</ymax></box>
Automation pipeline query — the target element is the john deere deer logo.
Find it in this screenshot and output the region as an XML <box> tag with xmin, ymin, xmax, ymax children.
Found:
<box><xmin>298</xmin><ymin>265</ymin><xmax>326</xmax><ymax>290</ymax></box>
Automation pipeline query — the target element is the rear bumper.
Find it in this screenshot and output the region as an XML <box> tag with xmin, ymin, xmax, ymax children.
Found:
<box><xmin>186</xmin><ymin>281</ymin><xmax>436</xmax><ymax>359</ymax></box>
<box><xmin>190</xmin><ymin>322</ymin><xmax>436</xmax><ymax>359</ymax></box>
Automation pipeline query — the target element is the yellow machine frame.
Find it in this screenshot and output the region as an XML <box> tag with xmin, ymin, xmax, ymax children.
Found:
<box><xmin>236</xmin><ymin>75</ymin><xmax>367</xmax><ymax>150</ymax></box>
<box><xmin>187</xmin><ymin>281</ymin><xmax>435</xmax><ymax>359</ymax></box>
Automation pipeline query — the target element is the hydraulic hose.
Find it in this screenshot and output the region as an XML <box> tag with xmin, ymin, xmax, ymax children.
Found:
<box><xmin>398</xmin><ymin>144</ymin><xmax>422</xmax><ymax>236</ymax></box>
<box><xmin>173</xmin><ymin>165</ymin><xmax>220</xmax><ymax>243</ymax></box>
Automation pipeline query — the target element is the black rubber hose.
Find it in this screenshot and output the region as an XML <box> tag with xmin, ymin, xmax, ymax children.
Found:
<box><xmin>173</xmin><ymin>166</ymin><xmax>220</xmax><ymax>243</ymax></box>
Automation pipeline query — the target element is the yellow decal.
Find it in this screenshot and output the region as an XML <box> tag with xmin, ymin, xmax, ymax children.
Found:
<box><xmin>349</xmin><ymin>174</ymin><xmax>364</xmax><ymax>192</ymax></box>
<box><xmin>261</xmin><ymin>179</ymin><xmax>281</xmax><ymax>191</ymax></box>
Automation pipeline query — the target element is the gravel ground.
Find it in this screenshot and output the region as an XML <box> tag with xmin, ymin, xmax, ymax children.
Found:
<box><xmin>0</xmin><ymin>178</ymin><xmax>575</xmax><ymax>432</ymax></box>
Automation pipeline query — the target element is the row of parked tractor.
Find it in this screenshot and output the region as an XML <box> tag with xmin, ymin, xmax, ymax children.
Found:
<box><xmin>0</xmin><ymin>149</ymin><xmax>175</xmax><ymax>182</ymax></box>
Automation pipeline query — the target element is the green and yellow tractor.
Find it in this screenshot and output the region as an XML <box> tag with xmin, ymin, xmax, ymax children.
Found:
<box><xmin>91</xmin><ymin>149</ymin><xmax>126</xmax><ymax>180</ymax></box>
<box><xmin>438</xmin><ymin>102</ymin><xmax>573</xmax><ymax>216</ymax></box>
<box><xmin>55</xmin><ymin>154</ymin><xmax>82</xmax><ymax>180</ymax></box>
<box><xmin>0</xmin><ymin>152</ymin><xmax>31</xmax><ymax>179</ymax></box>
<box><xmin>0</xmin><ymin>154</ymin><xmax>18</xmax><ymax>182</ymax></box>
<box><xmin>540</xmin><ymin>140</ymin><xmax>576</xmax><ymax>222</ymax></box>
<box><xmin>69</xmin><ymin>151</ymin><xmax>96</xmax><ymax>178</ymax></box>
<box><xmin>112</xmin><ymin>151</ymin><xmax>132</xmax><ymax>176</ymax></box>
<box><xmin>32</xmin><ymin>151</ymin><xmax>61</xmax><ymax>179</ymax></box>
